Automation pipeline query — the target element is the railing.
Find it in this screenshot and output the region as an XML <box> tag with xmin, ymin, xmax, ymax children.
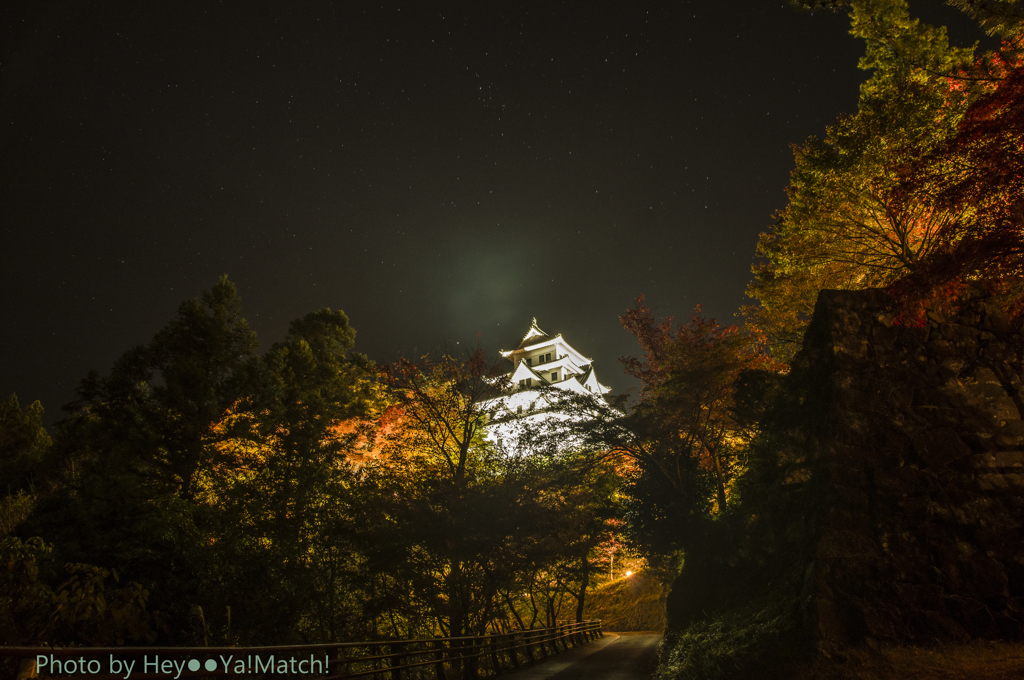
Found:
<box><xmin>1</xmin><ymin>620</ymin><xmax>602</xmax><ymax>680</ymax></box>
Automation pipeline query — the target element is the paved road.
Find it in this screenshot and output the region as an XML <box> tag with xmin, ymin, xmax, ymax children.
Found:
<box><xmin>498</xmin><ymin>632</ymin><xmax>662</xmax><ymax>680</ymax></box>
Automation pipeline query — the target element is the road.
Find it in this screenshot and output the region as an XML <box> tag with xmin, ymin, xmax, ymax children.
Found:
<box><xmin>498</xmin><ymin>632</ymin><xmax>662</xmax><ymax>680</ymax></box>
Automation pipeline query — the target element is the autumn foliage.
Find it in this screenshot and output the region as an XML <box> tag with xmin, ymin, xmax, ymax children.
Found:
<box><xmin>747</xmin><ymin>0</ymin><xmax>1024</xmax><ymax>352</ymax></box>
<box><xmin>619</xmin><ymin>297</ymin><xmax>775</xmax><ymax>519</ymax></box>
<box><xmin>889</xmin><ymin>63</ymin><xmax>1024</xmax><ymax>321</ymax></box>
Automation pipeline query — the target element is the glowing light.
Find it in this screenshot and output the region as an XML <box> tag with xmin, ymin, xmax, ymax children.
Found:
<box><xmin>625</xmin><ymin>570</ymin><xmax>633</xmax><ymax>577</ymax></box>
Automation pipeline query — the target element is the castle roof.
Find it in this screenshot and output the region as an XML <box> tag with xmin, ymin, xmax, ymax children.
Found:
<box><xmin>514</xmin><ymin>318</ymin><xmax>552</xmax><ymax>350</ymax></box>
<box><xmin>497</xmin><ymin>319</ymin><xmax>610</xmax><ymax>395</ymax></box>
<box><xmin>500</xmin><ymin>319</ymin><xmax>592</xmax><ymax>363</ymax></box>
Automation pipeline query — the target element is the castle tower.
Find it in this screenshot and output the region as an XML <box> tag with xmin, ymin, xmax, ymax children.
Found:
<box><xmin>482</xmin><ymin>319</ymin><xmax>611</xmax><ymax>450</ymax></box>
<box><xmin>500</xmin><ymin>318</ymin><xmax>611</xmax><ymax>397</ymax></box>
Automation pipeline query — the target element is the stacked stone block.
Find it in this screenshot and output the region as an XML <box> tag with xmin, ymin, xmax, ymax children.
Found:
<box><xmin>790</xmin><ymin>288</ymin><xmax>1024</xmax><ymax>649</ymax></box>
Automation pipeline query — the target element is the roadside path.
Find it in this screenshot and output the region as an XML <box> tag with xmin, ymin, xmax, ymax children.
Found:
<box><xmin>497</xmin><ymin>632</ymin><xmax>661</xmax><ymax>680</ymax></box>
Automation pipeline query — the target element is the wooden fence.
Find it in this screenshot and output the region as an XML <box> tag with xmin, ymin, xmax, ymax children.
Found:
<box><xmin>1</xmin><ymin>619</ymin><xmax>602</xmax><ymax>680</ymax></box>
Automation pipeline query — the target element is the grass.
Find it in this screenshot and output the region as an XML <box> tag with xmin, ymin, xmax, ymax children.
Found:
<box><xmin>583</xmin><ymin>570</ymin><xmax>667</xmax><ymax>632</ymax></box>
<box><xmin>655</xmin><ymin>590</ymin><xmax>801</xmax><ymax>680</ymax></box>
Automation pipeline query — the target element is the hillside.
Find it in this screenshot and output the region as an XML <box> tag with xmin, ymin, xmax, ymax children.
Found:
<box><xmin>584</xmin><ymin>570</ymin><xmax>668</xmax><ymax>632</ymax></box>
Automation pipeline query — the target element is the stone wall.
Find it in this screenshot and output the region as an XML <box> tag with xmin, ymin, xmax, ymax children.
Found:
<box><xmin>793</xmin><ymin>288</ymin><xmax>1024</xmax><ymax>649</ymax></box>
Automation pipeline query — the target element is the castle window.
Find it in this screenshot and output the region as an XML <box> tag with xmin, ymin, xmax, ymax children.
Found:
<box><xmin>517</xmin><ymin>405</ymin><xmax>522</xmax><ymax>414</ymax></box>
<box><xmin>551</xmin><ymin>372</ymin><xmax>558</xmax><ymax>381</ymax></box>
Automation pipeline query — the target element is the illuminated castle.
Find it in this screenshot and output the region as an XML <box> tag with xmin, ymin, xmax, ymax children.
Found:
<box><xmin>501</xmin><ymin>318</ymin><xmax>611</xmax><ymax>397</ymax></box>
<box><xmin>482</xmin><ymin>319</ymin><xmax>611</xmax><ymax>450</ymax></box>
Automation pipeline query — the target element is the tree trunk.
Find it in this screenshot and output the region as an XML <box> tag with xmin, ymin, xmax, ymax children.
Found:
<box><xmin>574</xmin><ymin>557</ymin><xmax>590</xmax><ymax>623</ymax></box>
<box><xmin>712</xmin><ymin>449</ymin><xmax>727</xmax><ymax>513</ymax></box>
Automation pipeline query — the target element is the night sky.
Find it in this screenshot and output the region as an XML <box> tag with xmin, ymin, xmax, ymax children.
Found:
<box><xmin>1</xmin><ymin>2</ymin><xmax>988</xmax><ymax>422</ymax></box>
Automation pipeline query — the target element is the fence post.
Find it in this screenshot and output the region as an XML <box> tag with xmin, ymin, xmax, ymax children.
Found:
<box><xmin>432</xmin><ymin>639</ymin><xmax>446</xmax><ymax>680</ymax></box>
<box><xmin>459</xmin><ymin>639</ymin><xmax>479</xmax><ymax>680</ymax></box>
<box><xmin>507</xmin><ymin>633</ymin><xmax>520</xmax><ymax>669</ymax></box>
<box><xmin>488</xmin><ymin>635</ymin><xmax>501</xmax><ymax>674</ymax></box>
<box><xmin>390</xmin><ymin>642</ymin><xmax>404</xmax><ymax>680</ymax></box>
<box><xmin>548</xmin><ymin>627</ymin><xmax>560</xmax><ymax>655</ymax></box>
<box><xmin>521</xmin><ymin>631</ymin><xmax>536</xmax><ymax>662</ymax></box>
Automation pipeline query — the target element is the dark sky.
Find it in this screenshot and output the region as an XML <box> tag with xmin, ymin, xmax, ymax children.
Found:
<box><xmin>0</xmin><ymin>1</ymin><xmax>989</xmax><ymax>422</ymax></box>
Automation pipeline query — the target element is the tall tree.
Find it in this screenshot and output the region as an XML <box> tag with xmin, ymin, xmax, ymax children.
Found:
<box><xmin>353</xmin><ymin>350</ymin><xmax>511</xmax><ymax>639</ymax></box>
<box><xmin>747</xmin><ymin>0</ymin><xmax>988</xmax><ymax>359</ymax></box>
<box><xmin>351</xmin><ymin>349</ymin><xmax>619</xmax><ymax>640</ymax></box>
<box><xmin>891</xmin><ymin>61</ymin><xmax>1024</xmax><ymax>318</ymax></box>
<box><xmin>217</xmin><ymin>308</ymin><xmax>374</xmax><ymax>643</ymax></box>
<box><xmin>21</xmin><ymin>277</ymin><xmax>260</xmax><ymax>639</ymax></box>
<box><xmin>53</xmin><ymin>275</ymin><xmax>259</xmax><ymax>501</ymax></box>
<box><xmin>0</xmin><ymin>395</ymin><xmax>51</xmax><ymax>537</ymax></box>
<box><xmin>0</xmin><ymin>395</ymin><xmax>50</xmax><ymax>495</ymax></box>
<box><xmin>621</xmin><ymin>298</ymin><xmax>771</xmax><ymax>515</ymax></box>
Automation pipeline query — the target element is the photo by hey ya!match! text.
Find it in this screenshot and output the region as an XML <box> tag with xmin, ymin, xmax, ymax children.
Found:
<box><xmin>34</xmin><ymin>653</ymin><xmax>331</xmax><ymax>678</ymax></box>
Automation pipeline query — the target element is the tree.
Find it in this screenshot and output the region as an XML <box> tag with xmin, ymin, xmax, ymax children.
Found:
<box><xmin>20</xmin><ymin>277</ymin><xmax>260</xmax><ymax>641</ymax></box>
<box><xmin>124</xmin><ymin>275</ymin><xmax>260</xmax><ymax>501</ymax></box>
<box><xmin>0</xmin><ymin>395</ymin><xmax>51</xmax><ymax>537</ymax></box>
<box><xmin>621</xmin><ymin>298</ymin><xmax>772</xmax><ymax>514</ymax></box>
<box><xmin>516</xmin><ymin>302</ymin><xmax>767</xmax><ymax>559</ymax></box>
<box><xmin>545</xmin><ymin>462</ymin><xmax>622</xmax><ymax>624</ymax></box>
<box><xmin>746</xmin><ymin>0</ymin><xmax>989</xmax><ymax>359</ymax></box>
<box><xmin>47</xmin><ymin>276</ymin><xmax>259</xmax><ymax>502</ymax></box>
<box><xmin>947</xmin><ymin>1</ymin><xmax>1024</xmax><ymax>50</ymax></box>
<box><xmin>0</xmin><ymin>395</ymin><xmax>51</xmax><ymax>495</ymax></box>
<box><xmin>890</xmin><ymin>62</ymin><xmax>1024</xmax><ymax>318</ymax></box>
<box><xmin>351</xmin><ymin>350</ymin><xmax>515</xmax><ymax>639</ymax></box>
<box><xmin>349</xmin><ymin>349</ymin><xmax>623</xmax><ymax>640</ymax></box>
<box><xmin>0</xmin><ymin>536</ymin><xmax>164</xmax><ymax>650</ymax></box>
<box><xmin>216</xmin><ymin>308</ymin><xmax>374</xmax><ymax>643</ymax></box>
